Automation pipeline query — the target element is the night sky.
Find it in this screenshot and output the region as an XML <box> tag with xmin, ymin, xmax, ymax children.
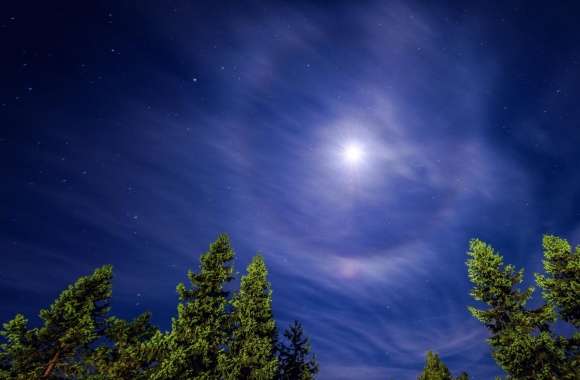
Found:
<box><xmin>2</xmin><ymin>1</ymin><xmax>580</xmax><ymax>379</ymax></box>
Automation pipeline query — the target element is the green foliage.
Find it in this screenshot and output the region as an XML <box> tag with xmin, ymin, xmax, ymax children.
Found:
<box><xmin>153</xmin><ymin>234</ymin><xmax>235</xmax><ymax>379</ymax></box>
<box><xmin>0</xmin><ymin>265</ymin><xmax>113</xmax><ymax>379</ymax></box>
<box><xmin>220</xmin><ymin>255</ymin><xmax>278</xmax><ymax>379</ymax></box>
<box><xmin>535</xmin><ymin>235</ymin><xmax>580</xmax><ymax>374</ymax></box>
<box><xmin>5</xmin><ymin>232</ymin><xmax>579</xmax><ymax>379</ymax></box>
<box><xmin>417</xmin><ymin>351</ymin><xmax>469</xmax><ymax>380</ymax></box>
<box><xmin>87</xmin><ymin>312</ymin><xmax>159</xmax><ymax>379</ymax></box>
<box><xmin>535</xmin><ymin>235</ymin><xmax>580</xmax><ymax>328</ymax></box>
<box><xmin>0</xmin><ymin>235</ymin><xmax>320</xmax><ymax>379</ymax></box>
<box><xmin>417</xmin><ymin>351</ymin><xmax>452</xmax><ymax>380</ymax></box>
<box><xmin>0</xmin><ymin>314</ymin><xmax>38</xmax><ymax>380</ymax></box>
<box><xmin>466</xmin><ymin>237</ymin><xmax>579</xmax><ymax>379</ymax></box>
<box><xmin>277</xmin><ymin>321</ymin><xmax>318</xmax><ymax>380</ymax></box>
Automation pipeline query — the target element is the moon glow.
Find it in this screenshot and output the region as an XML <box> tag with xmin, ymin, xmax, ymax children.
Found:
<box><xmin>343</xmin><ymin>142</ymin><xmax>365</xmax><ymax>166</ymax></box>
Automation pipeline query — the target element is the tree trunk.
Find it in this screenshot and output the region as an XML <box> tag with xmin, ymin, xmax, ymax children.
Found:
<box><xmin>42</xmin><ymin>348</ymin><xmax>61</xmax><ymax>379</ymax></box>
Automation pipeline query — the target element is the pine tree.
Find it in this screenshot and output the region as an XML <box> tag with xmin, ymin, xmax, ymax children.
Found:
<box><xmin>277</xmin><ymin>321</ymin><xmax>318</xmax><ymax>380</ymax></box>
<box><xmin>535</xmin><ymin>235</ymin><xmax>580</xmax><ymax>327</ymax></box>
<box><xmin>416</xmin><ymin>352</ymin><xmax>468</xmax><ymax>380</ymax></box>
<box><xmin>0</xmin><ymin>265</ymin><xmax>113</xmax><ymax>379</ymax></box>
<box><xmin>535</xmin><ymin>235</ymin><xmax>580</xmax><ymax>375</ymax></box>
<box><xmin>87</xmin><ymin>312</ymin><xmax>159</xmax><ymax>379</ymax></box>
<box><xmin>153</xmin><ymin>234</ymin><xmax>235</xmax><ymax>379</ymax></box>
<box><xmin>0</xmin><ymin>235</ymin><xmax>326</xmax><ymax>379</ymax></box>
<box><xmin>221</xmin><ymin>255</ymin><xmax>278</xmax><ymax>379</ymax></box>
<box><xmin>466</xmin><ymin>239</ymin><xmax>571</xmax><ymax>379</ymax></box>
<box><xmin>417</xmin><ymin>351</ymin><xmax>452</xmax><ymax>380</ymax></box>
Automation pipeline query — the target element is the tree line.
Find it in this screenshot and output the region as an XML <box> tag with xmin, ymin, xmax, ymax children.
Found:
<box><xmin>1</xmin><ymin>234</ymin><xmax>578</xmax><ymax>379</ymax></box>
<box><xmin>0</xmin><ymin>234</ymin><xmax>317</xmax><ymax>379</ymax></box>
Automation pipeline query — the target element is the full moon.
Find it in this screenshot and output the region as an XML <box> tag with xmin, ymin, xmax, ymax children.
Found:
<box><xmin>343</xmin><ymin>142</ymin><xmax>365</xmax><ymax>166</ymax></box>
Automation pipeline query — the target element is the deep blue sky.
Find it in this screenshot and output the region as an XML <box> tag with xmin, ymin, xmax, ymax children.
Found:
<box><xmin>2</xmin><ymin>1</ymin><xmax>580</xmax><ymax>379</ymax></box>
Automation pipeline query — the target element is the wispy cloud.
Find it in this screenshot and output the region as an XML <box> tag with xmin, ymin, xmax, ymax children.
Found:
<box><xmin>6</xmin><ymin>1</ymin><xmax>572</xmax><ymax>379</ymax></box>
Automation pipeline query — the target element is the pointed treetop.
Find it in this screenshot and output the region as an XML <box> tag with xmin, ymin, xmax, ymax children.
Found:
<box><xmin>417</xmin><ymin>351</ymin><xmax>452</xmax><ymax>380</ymax></box>
<box><xmin>466</xmin><ymin>237</ymin><xmax>572</xmax><ymax>379</ymax></box>
<box><xmin>278</xmin><ymin>320</ymin><xmax>318</xmax><ymax>380</ymax></box>
<box><xmin>158</xmin><ymin>234</ymin><xmax>236</xmax><ymax>379</ymax></box>
<box><xmin>535</xmin><ymin>235</ymin><xmax>580</xmax><ymax>327</ymax></box>
<box><xmin>221</xmin><ymin>254</ymin><xmax>277</xmax><ymax>379</ymax></box>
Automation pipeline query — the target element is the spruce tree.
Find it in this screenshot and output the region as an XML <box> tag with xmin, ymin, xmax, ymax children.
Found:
<box><xmin>277</xmin><ymin>321</ymin><xmax>318</xmax><ymax>380</ymax></box>
<box><xmin>88</xmin><ymin>312</ymin><xmax>159</xmax><ymax>379</ymax></box>
<box><xmin>535</xmin><ymin>235</ymin><xmax>580</xmax><ymax>374</ymax></box>
<box><xmin>0</xmin><ymin>265</ymin><xmax>113</xmax><ymax>379</ymax></box>
<box><xmin>417</xmin><ymin>351</ymin><xmax>452</xmax><ymax>380</ymax></box>
<box><xmin>221</xmin><ymin>255</ymin><xmax>278</xmax><ymax>379</ymax></box>
<box><xmin>466</xmin><ymin>238</ymin><xmax>572</xmax><ymax>379</ymax></box>
<box><xmin>535</xmin><ymin>235</ymin><xmax>580</xmax><ymax>327</ymax></box>
<box><xmin>417</xmin><ymin>352</ymin><xmax>468</xmax><ymax>380</ymax></box>
<box><xmin>154</xmin><ymin>234</ymin><xmax>235</xmax><ymax>379</ymax></box>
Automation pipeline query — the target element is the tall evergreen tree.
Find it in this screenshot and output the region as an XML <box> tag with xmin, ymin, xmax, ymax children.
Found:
<box><xmin>221</xmin><ymin>255</ymin><xmax>278</xmax><ymax>379</ymax></box>
<box><xmin>535</xmin><ymin>235</ymin><xmax>580</xmax><ymax>374</ymax></box>
<box><xmin>153</xmin><ymin>234</ymin><xmax>235</xmax><ymax>379</ymax></box>
<box><xmin>0</xmin><ymin>235</ymin><xmax>323</xmax><ymax>379</ymax></box>
<box><xmin>535</xmin><ymin>235</ymin><xmax>580</xmax><ymax>327</ymax></box>
<box><xmin>0</xmin><ymin>265</ymin><xmax>113</xmax><ymax>379</ymax></box>
<box><xmin>466</xmin><ymin>238</ymin><xmax>573</xmax><ymax>379</ymax></box>
<box><xmin>277</xmin><ymin>321</ymin><xmax>318</xmax><ymax>380</ymax></box>
<box><xmin>417</xmin><ymin>351</ymin><xmax>452</xmax><ymax>380</ymax></box>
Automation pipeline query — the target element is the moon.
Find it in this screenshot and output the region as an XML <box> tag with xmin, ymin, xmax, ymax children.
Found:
<box><xmin>342</xmin><ymin>142</ymin><xmax>365</xmax><ymax>166</ymax></box>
